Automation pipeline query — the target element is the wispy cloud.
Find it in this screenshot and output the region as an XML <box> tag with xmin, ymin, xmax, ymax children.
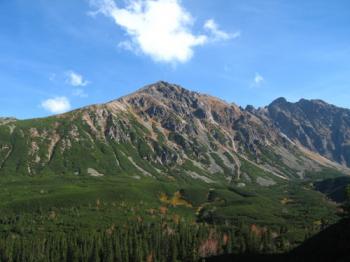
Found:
<box><xmin>204</xmin><ymin>19</ymin><xmax>240</xmax><ymax>41</ymax></box>
<box><xmin>90</xmin><ymin>0</ymin><xmax>235</xmax><ymax>64</ymax></box>
<box><xmin>253</xmin><ymin>73</ymin><xmax>264</xmax><ymax>87</ymax></box>
<box><xmin>41</xmin><ymin>97</ymin><xmax>71</xmax><ymax>114</ymax></box>
<box><xmin>66</xmin><ymin>71</ymin><xmax>89</xmax><ymax>87</ymax></box>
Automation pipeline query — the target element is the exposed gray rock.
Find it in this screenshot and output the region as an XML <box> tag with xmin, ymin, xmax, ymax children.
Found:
<box><xmin>265</xmin><ymin>98</ymin><xmax>350</xmax><ymax>167</ymax></box>
<box><xmin>256</xmin><ymin>177</ymin><xmax>276</xmax><ymax>187</ymax></box>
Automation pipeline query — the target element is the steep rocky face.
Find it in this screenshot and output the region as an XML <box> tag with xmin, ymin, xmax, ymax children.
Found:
<box><xmin>115</xmin><ymin>82</ymin><xmax>321</xmax><ymax>179</ymax></box>
<box><xmin>0</xmin><ymin>81</ymin><xmax>348</xmax><ymax>184</ymax></box>
<box><xmin>118</xmin><ymin>82</ymin><xmax>281</xmax><ymax>153</ymax></box>
<box><xmin>265</xmin><ymin>97</ymin><xmax>350</xmax><ymax>167</ymax></box>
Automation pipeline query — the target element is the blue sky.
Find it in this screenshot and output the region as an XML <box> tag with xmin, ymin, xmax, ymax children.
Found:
<box><xmin>0</xmin><ymin>0</ymin><xmax>350</xmax><ymax>119</ymax></box>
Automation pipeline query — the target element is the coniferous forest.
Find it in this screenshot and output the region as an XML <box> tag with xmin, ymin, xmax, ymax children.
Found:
<box><xmin>0</xmin><ymin>218</ymin><xmax>294</xmax><ymax>261</ymax></box>
<box><xmin>0</xmin><ymin>182</ymin><xmax>341</xmax><ymax>262</ymax></box>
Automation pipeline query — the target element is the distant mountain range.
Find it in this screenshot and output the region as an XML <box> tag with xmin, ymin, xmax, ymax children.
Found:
<box><xmin>0</xmin><ymin>81</ymin><xmax>350</xmax><ymax>184</ymax></box>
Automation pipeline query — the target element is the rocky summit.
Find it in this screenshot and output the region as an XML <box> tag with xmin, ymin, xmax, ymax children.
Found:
<box><xmin>0</xmin><ymin>81</ymin><xmax>349</xmax><ymax>184</ymax></box>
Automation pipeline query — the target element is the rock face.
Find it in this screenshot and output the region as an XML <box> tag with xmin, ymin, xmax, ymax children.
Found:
<box><xmin>264</xmin><ymin>97</ymin><xmax>350</xmax><ymax>166</ymax></box>
<box><xmin>0</xmin><ymin>81</ymin><xmax>349</xmax><ymax>182</ymax></box>
<box><xmin>120</xmin><ymin>82</ymin><xmax>280</xmax><ymax>155</ymax></box>
<box><xmin>0</xmin><ymin>118</ymin><xmax>16</xmax><ymax>125</ymax></box>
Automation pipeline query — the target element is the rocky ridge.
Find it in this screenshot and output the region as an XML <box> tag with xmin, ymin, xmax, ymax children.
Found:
<box><xmin>0</xmin><ymin>81</ymin><xmax>349</xmax><ymax>186</ymax></box>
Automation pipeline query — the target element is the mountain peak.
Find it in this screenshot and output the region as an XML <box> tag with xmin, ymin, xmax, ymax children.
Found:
<box><xmin>136</xmin><ymin>81</ymin><xmax>187</xmax><ymax>93</ymax></box>
<box><xmin>120</xmin><ymin>81</ymin><xmax>199</xmax><ymax>101</ymax></box>
<box><xmin>269</xmin><ymin>97</ymin><xmax>288</xmax><ymax>106</ymax></box>
<box><xmin>269</xmin><ymin>97</ymin><xmax>331</xmax><ymax>109</ymax></box>
<box><xmin>298</xmin><ymin>98</ymin><xmax>329</xmax><ymax>106</ymax></box>
<box><xmin>120</xmin><ymin>81</ymin><xmax>235</xmax><ymax>109</ymax></box>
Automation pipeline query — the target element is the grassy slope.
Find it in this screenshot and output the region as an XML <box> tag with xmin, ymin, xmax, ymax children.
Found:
<box><xmin>0</xmin><ymin>111</ymin><xmax>345</xmax><ymax>250</ymax></box>
<box><xmin>0</xmin><ymin>169</ymin><xmax>339</xmax><ymax>247</ymax></box>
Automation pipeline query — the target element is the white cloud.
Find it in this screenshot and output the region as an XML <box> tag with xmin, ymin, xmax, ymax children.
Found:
<box><xmin>204</xmin><ymin>19</ymin><xmax>240</xmax><ymax>41</ymax></box>
<box><xmin>253</xmin><ymin>73</ymin><xmax>264</xmax><ymax>86</ymax></box>
<box><xmin>90</xmin><ymin>0</ymin><xmax>234</xmax><ymax>63</ymax></box>
<box><xmin>41</xmin><ymin>97</ymin><xmax>71</xmax><ymax>114</ymax></box>
<box><xmin>66</xmin><ymin>71</ymin><xmax>89</xmax><ymax>87</ymax></box>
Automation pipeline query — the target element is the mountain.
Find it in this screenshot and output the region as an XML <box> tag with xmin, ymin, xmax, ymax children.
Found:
<box><xmin>1</xmin><ymin>81</ymin><xmax>350</xmax><ymax>260</ymax></box>
<box><xmin>260</xmin><ymin>97</ymin><xmax>350</xmax><ymax>167</ymax></box>
<box><xmin>0</xmin><ymin>82</ymin><xmax>350</xmax><ymax>182</ymax></box>
<box><xmin>0</xmin><ymin>81</ymin><xmax>348</xmax><ymax>182</ymax></box>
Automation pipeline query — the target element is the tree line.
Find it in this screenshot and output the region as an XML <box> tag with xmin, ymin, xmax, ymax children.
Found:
<box><xmin>0</xmin><ymin>219</ymin><xmax>294</xmax><ymax>262</ymax></box>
